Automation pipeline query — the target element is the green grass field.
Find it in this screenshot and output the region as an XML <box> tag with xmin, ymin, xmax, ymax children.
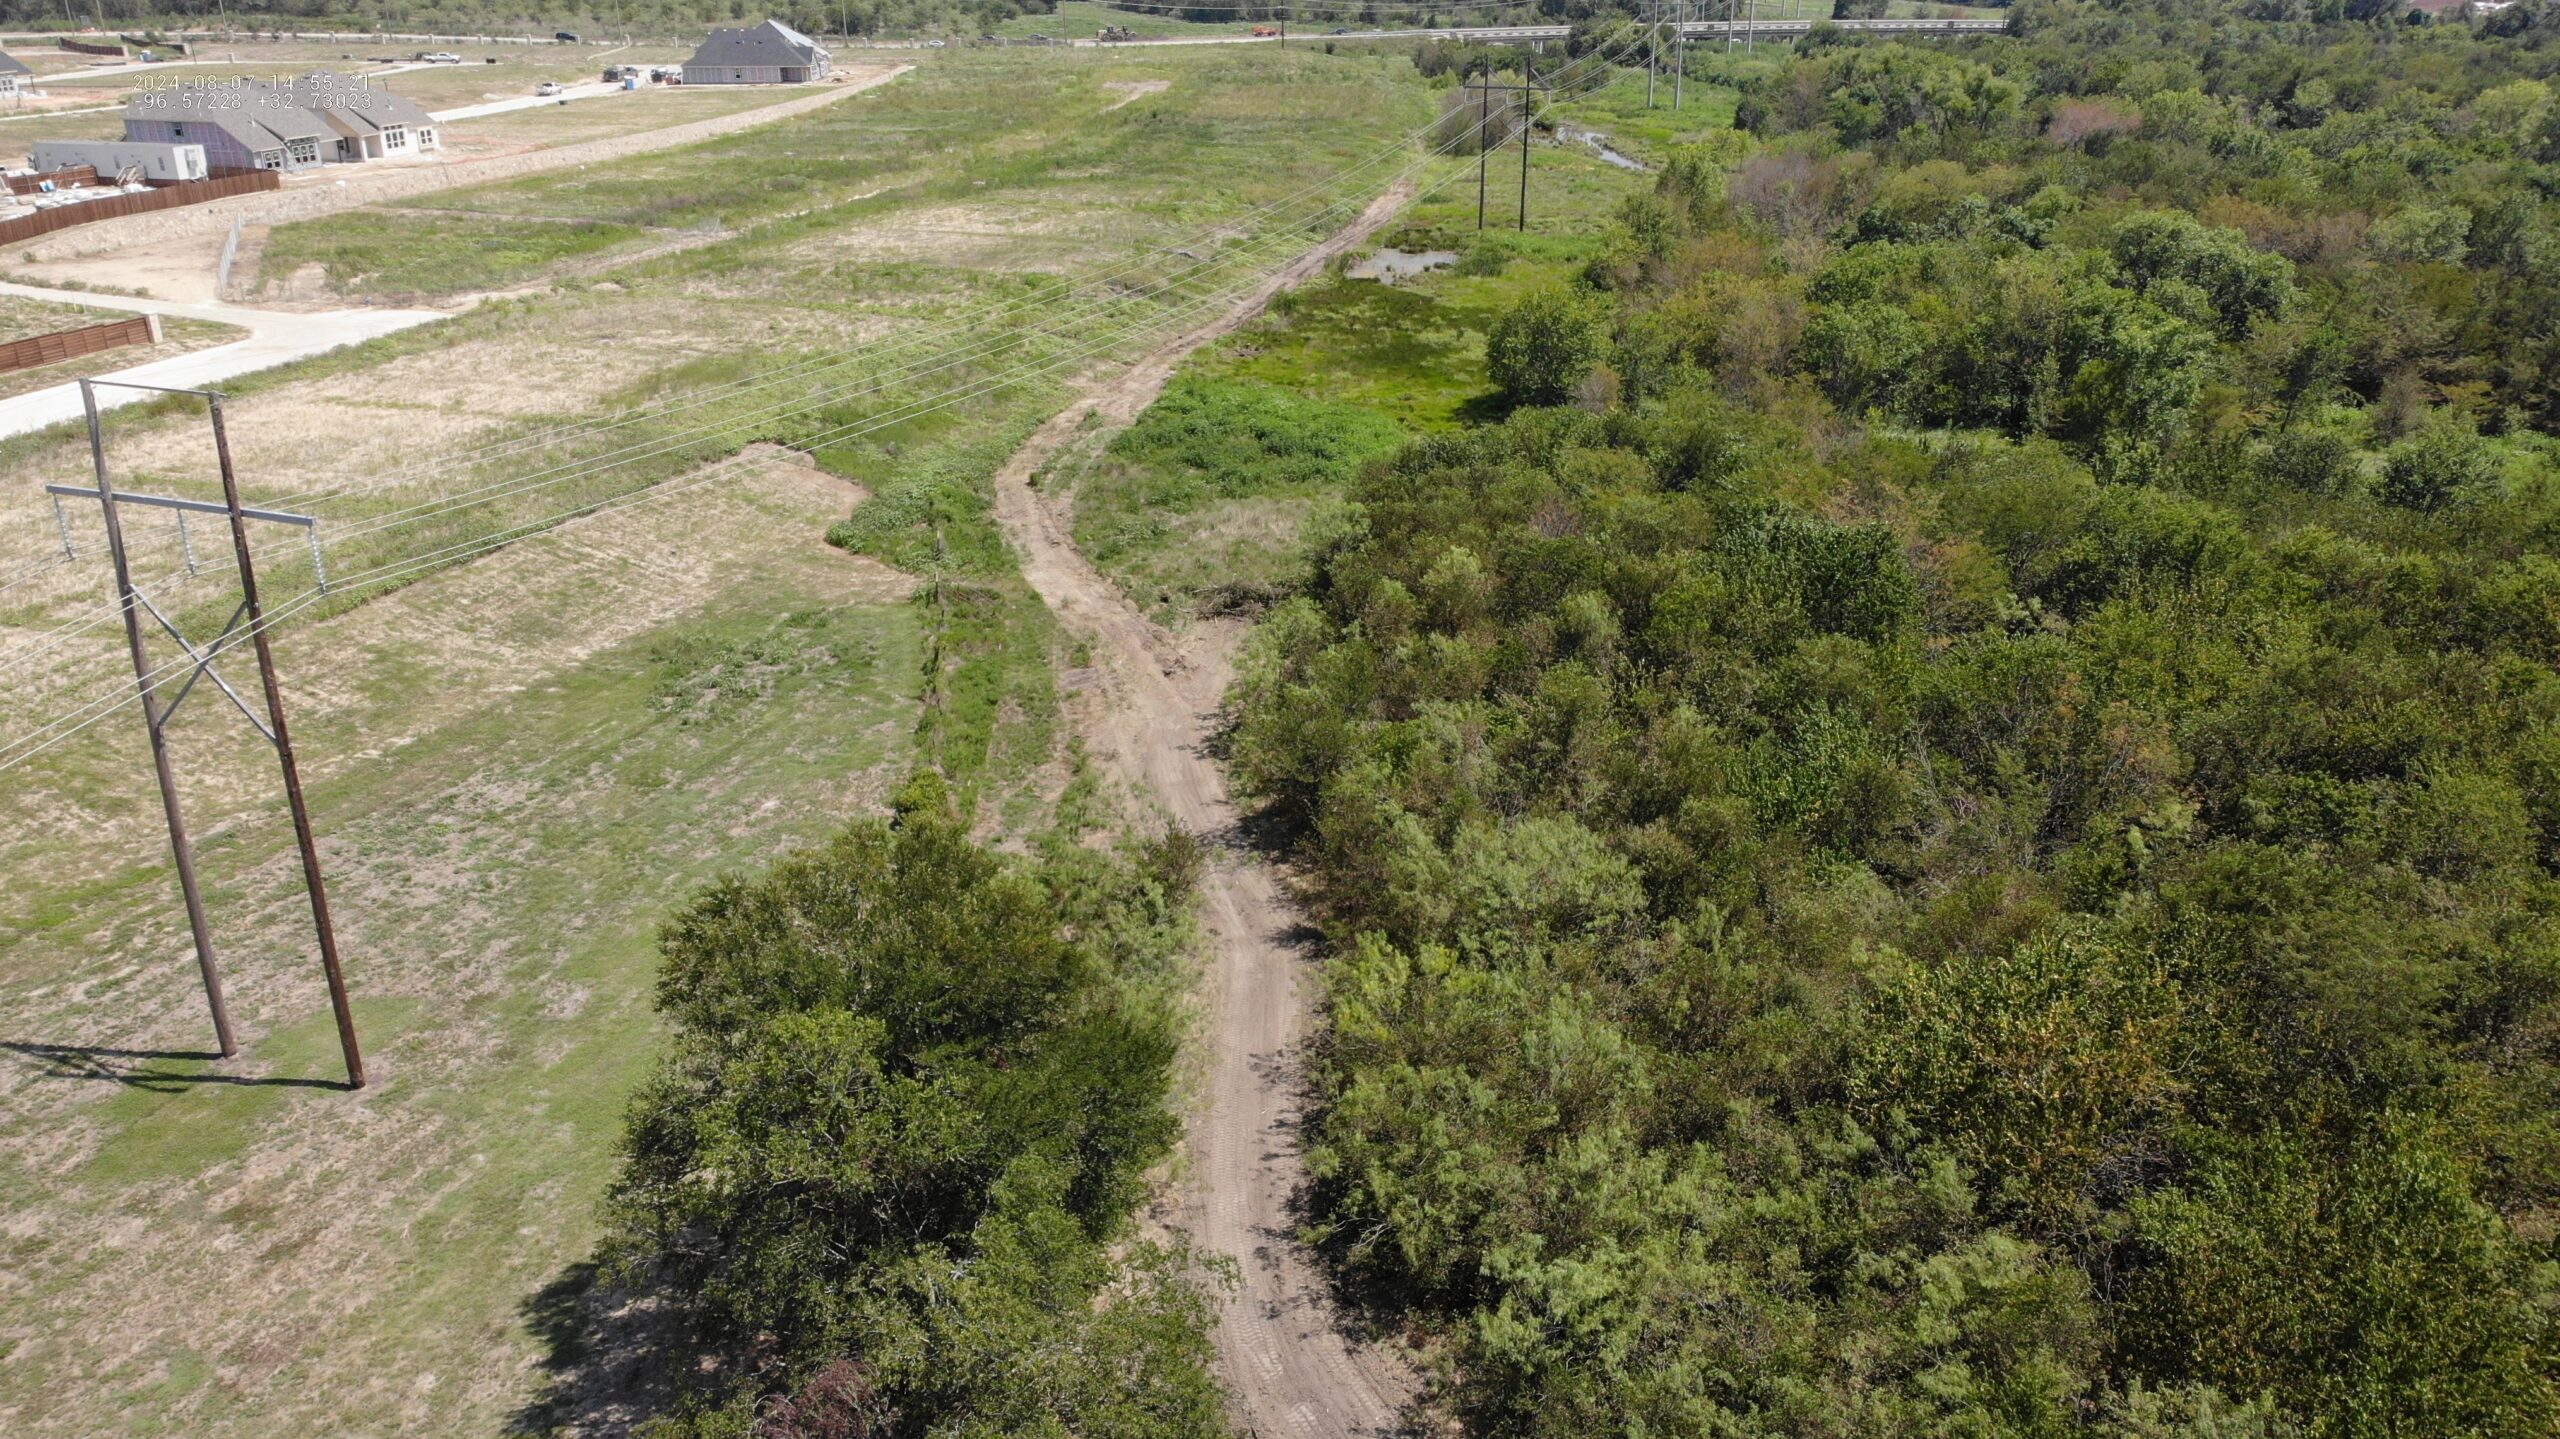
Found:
<box><xmin>259</xmin><ymin>47</ymin><xmax>1431</xmax><ymax>298</ymax></box>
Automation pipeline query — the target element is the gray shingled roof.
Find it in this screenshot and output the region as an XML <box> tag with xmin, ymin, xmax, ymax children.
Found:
<box><xmin>126</xmin><ymin>82</ymin><xmax>328</xmax><ymax>152</ymax></box>
<box><xmin>684</xmin><ymin>18</ymin><xmax>830</xmax><ymax>70</ymax></box>
<box><xmin>0</xmin><ymin>52</ymin><xmax>32</xmax><ymax>77</ymax></box>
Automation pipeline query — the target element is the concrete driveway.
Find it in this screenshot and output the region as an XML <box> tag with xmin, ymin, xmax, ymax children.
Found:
<box><xmin>0</xmin><ymin>282</ymin><xmax>444</xmax><ymax>438</ymax></box>
<box><xmin>431</xmin><ymin>78</ymin><xmax>624</xmax><ymax>121</ymax></box>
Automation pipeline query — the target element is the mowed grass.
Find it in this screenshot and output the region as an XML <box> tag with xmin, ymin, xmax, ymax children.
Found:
<box><xmin>256</xmin><ymin>208</ymin><xmax>651</xmax><ymax>293</ymax></box>
<box><xmin>985</xmin><ymin>1</ymin><xmax>1256</xmax><ymax>39</ymax></box>
<box><xmin>261</xmin><ymin>46</ymin><xmax>1433</xmax><ymax>299</ymax></box>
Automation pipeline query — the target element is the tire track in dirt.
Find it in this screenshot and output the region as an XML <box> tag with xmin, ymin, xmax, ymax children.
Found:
<box><xmin>989</xmin><ymin>181</ymin><xmax>1418</xmax><ymax>1437</ymax></box>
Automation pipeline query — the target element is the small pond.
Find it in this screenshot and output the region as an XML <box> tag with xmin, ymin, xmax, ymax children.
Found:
<box><xmin>1556</xmin><ymin>124</ymin><xmax>1648</xmax><ymax>173</ymax></box>
<box><xmin>1348</xmin><ymin>247</ymin><xmax>1459</xmax><ymax>284</ymax></box>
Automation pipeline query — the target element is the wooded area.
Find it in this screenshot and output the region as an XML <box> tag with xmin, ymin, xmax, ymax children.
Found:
<box><xmin>536</xmin><ymin>2</ymin><xmax>2560</xmax><ymax>1433</ymax></box>
<box><xmin>1221</xmin><ymin>1</ymin><xmax>2560</xmax><ymax>1433</ymax></box>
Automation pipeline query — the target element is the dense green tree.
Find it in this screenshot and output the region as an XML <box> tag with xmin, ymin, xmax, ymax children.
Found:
<box><xmin>1232</xmin><ymin>389</ymin><xmax>2560</xmax><ymax>1435</ymax></box>
<box><xmin>1486</xmin><ymin>286</ymin><xmax>1612</xmax><ymax>407</ymax></box>
<box><xmin>593</xmin><ymin>801</ymin><xmax>1219</xmax><ymax>1437</ymax></box>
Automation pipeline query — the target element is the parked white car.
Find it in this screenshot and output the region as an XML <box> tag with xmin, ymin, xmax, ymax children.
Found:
<box><xmin>536</xmin><ymin>80</ymin><xmax>563</xmax><ymax>96</ymax></box>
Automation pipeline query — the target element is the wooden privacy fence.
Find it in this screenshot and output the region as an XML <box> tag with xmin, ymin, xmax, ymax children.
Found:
<box><xmin>55</xmin><ymin>37</ymin><xmax>126</xmax><ymax>58</ymax></box>
<box><xmin>4</xmin><ymin>167</ymin><xmax>99</xmax><ymax>195</ymax></box>
<box><xmin>0</xmin><ymin>168</ymin><xmax>279</xmax><ymax>246</ymax></box>
<box><xmin>0</xmin><ymin>313</ymin><xmax>159</xmax><ymax>375</ymax></box>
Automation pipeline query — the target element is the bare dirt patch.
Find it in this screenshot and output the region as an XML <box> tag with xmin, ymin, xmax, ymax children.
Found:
<box><xmin>1102</xmin><ymin>79</ymin><xmax>1172</xmax><ymax>111</ymax></box>
<box><xmin>10</xmin><ymin>229</ymin><xmax>236</xmax><ymax>304</ymax></box>
<box><xmin>779</xmin><ymin>199</ymin><xmax>1126</xmax><ymax>275</ymax></box>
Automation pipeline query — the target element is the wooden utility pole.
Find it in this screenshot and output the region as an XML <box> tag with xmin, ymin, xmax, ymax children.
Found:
<box><xmin>1469</xmin><ymin>77</ymin><xmax>1543</xmax><ymax>232</ymax></box>
<box><xmin>63</xmin><ymin>379</ymin><xmax>363</xmax><ymax>1089</ymax></box>
<box><xmin>1674</xmin><ymin>0</ymin><xmax>1686</xmax><ymax>110</ymax></box>
<box><xmin>209</xmin><ymin>398</ymin><xmax>363</xmax><ymax>1091</ymax></box>
<box><xmin>1474</xmin><ymin>75</ymin><xmax>1488</xmax><ymax>229</ymax></box>
<box><xmin>1517</xmin><ymin>83</ymin><xmax>1531</xmax><ymax>231</ymax></box>
<box><xmin>81</xmin><ymin>380</ymin><xmax>235</xmax><ymax>1060</ymax></box>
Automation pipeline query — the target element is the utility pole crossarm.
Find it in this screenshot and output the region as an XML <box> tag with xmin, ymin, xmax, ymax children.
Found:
<box><xmin>44</xmin><ymin>483</ymin><xmax>318</xmax><ymax>530</ymax></box>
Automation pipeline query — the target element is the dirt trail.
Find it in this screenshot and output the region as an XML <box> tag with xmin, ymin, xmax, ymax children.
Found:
<box><xmin>990</xmin><ymin>182</ymin><xmax>1418</xmax><ymax>1437</ymax></box>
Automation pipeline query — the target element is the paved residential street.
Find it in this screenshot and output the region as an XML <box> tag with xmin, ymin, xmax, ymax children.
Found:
<box><xmin>0</xmin><ymin>282</ymin><xmax>443</xmax><ymax>437</ymax></box>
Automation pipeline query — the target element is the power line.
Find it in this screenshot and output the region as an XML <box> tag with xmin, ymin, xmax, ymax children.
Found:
<box><xmin>0</xmin><ymin>27</ymin><xmax>1626</xmax><ymax>713</ymax></box>
<box><xmin>0</xmin><ymin>27</ymin><xmax>1654</xmax><ymax>774</ymax></box>
<box><xmin>0</xmin><ymin>81</ymin><xmax>1469</xmax><ymax>609</ymax></box>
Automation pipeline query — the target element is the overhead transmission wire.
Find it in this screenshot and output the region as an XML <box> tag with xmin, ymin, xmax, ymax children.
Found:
<box><xmin>0</xmin><ymin>25</ymin><xmax>1651</xmax><ymax>772</ymax></box>
<box><xmin>0</xmin><ymin>24</ymin><xmax>1643</xmax><ymax>711</ymax></box>
<box><xmin>0</xmin><ymin>231</ymin><xmax>1391</xmax><ymax>766</ymax></box>
<box><xmin>0</xmin><ymin>28</ymin><xmax>1651</xmax><ymax>775</ymax></box>
<box><xmin>12</xmin><ymin>13</ymin><xmax>1643</xmax><ymax>615</ymax></box>
<box><xmin>1</xmin><ymin>125</ymin><xmax>1428</xmax><ymax>663</ymax></box>
<box><xmin>0</xmin><ymin>106</ymin><xmax>1472</xmax><ymax>682</ymax></box>
<box><xmin>231</xmin><ymin>10</ymin><xmax>1642</xmax><ymax>514</ymax></box>
<box><xmin>5</xmin><ymin>53</ymin><xmax>1526</xmax><ymax>604</ymax></box>
<box><xmin>0</xmin><ymin>31</ymin><xmax>1589</xmax><ymax>662</ymax></box>
<box><xmin>311</xmin><ymin>25</ymin><xmax>1650</xmax><ymax>548</ymax></box>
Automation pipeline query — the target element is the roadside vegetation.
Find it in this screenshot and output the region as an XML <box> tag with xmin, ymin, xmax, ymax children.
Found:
<box><xmin>1195</xmin><ymin>2</ymin><xmax>2560</xmax><ymax>1433</ymax></box>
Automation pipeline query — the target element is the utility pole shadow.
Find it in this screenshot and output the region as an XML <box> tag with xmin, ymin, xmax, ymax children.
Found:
<box><xmin>1</xmin><ymin>1040</ymin><xmax>350</xmax><ymax>1091</ymax></box>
